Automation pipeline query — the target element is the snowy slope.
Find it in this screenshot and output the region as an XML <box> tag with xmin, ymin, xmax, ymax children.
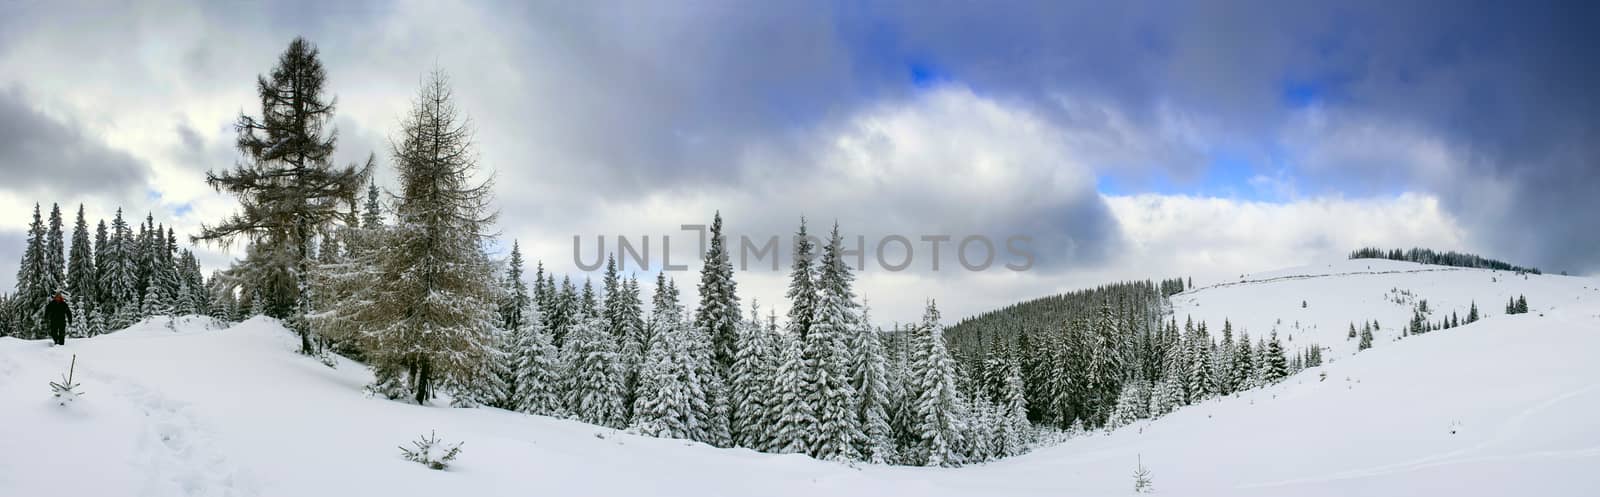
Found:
<box><xmin>2</xmin><ymin>261</ymin><xmax>1598</xmax><ymax>497</ymax></box>
<box><xmin>1173</xmin><ymin>258</ymin><xmax>1600</xmax><ymax>360</ymax></box>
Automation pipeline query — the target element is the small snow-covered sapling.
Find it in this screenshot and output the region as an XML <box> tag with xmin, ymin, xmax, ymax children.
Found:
<box><xmin>400</xmin><ymin>430</ymin><xmax>463</xmax><ymax>470</ymax></box>
<box><xmin>1132</xmin><ymin>454</ymin><xmax>1155</xmax><ymax>493</ymax></box>
<box><xmin>49</xmin><ymin>354</ymin><xmax>83</xmax><ymax>407</ymax></box>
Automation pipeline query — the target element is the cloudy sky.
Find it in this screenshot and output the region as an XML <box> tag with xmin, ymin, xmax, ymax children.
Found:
<box><xmin>0</xmin><ymin>0</ymin><xmax>1594</xmax><ymax>323</ymax></box>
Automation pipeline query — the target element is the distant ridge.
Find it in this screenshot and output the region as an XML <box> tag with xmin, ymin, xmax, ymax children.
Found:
<box><xmin>1348</xmin><ymin>247</ymin><xmax>1540</xmax><ymax>274</ymax></box>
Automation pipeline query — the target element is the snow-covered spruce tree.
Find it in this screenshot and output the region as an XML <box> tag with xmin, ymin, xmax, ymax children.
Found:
<box><xmin>550</xmin><ymin>277</ymin><xmax>578</xmax><ymax>346</ymax></box>
<box><xmin>616</xmin><ymin>275</ymin><xmax>648</xmax><ymax>422</ymax></box>
<box><xmin>206</xmin><ymin>271</ymin><xmax>236</xmax><ymax>323</ymax></box>
<box><xmin>484</xmin><ymin>240</ymin><xmax>534</xmax><ymax>410</ymax></box>
<box><xmin>142</xmin><ymin>245</ymin><xmax>178</xmax><ymax>317</ymax></box>
<box><xmin>1186</xmin><ymin>321</ymin><xmax>1215</xmax><ymax>402</ymax></box>
<box><xmin>562</xmin><ymin>309</ymin><xmax>626</xmax><ymax>428</ymax></box>
<box><xmin>785</xmin><ymin>219</ymin><xmax>819</xmax><ymax>341</ymax></box>
<box><xmin>849</xmin><ymin>304</ymin><xmax>897</xmax><ymax>463</ymax></box>
<box><xmin>883</xmin><ymin>323</ymin><xmax>920</xmax><ymax>464</ymax></box>
<box><xmin>513</xmin><ymin>305</ymin><xmax>562</xmax><ymax>417</ymax></box>
<box><xmin>1232</xmin><ymin>330</ymin><xmax>1255</xmax><ymax>390</ymax></box>
<box><xmin>85</xmin><ymin>307</ymin><xmax>107</xmax><ymax>337</ymax></box>
<box><xmin>690</xmin><ymin>212</ymin><xmax>739</xmax><ymax>446</ymax></box>
<box><xmin>729</xmin><ymin>301</ymin><xmax>781</xmax><ymax>449</ymax></box>
<box><xmin>995</xmin><ymin>352</ymin><xmax>1032</xmax><ymax>457</ymax></box>
<box><xmin>12</xmin><ymin>204</ymin><xmax>50</xmax><ymax>339</ymax></box>
<box><xmin>342</xmin><ymin>70</ymin><xmax>498</xmax><ymax>405</ymax></box>
<box><xmin>92</xmin><ymin>220</ymin><xmax>110</xmax><ymax>310</ymax></box>
<box><xmin>694</xmin><ymin>212</ymin><xmax>742</xmax><ymax>375</ymax></box>
<box><xmin>961</xmin><ymin>393</ymin><xmax>995</xmax><ymax>463</ymax></box>
<box><xmin>100</xmin><ymin>210</ymin><xmax>140</xmax><ymax>328</ymax></box>
<box><xmin>1358</xmin><ymin>323</ymin><xmax>1374</xmax><ymax>351</ymax></box>
<box><xmin>1158</xmin><ymin>320</ymin><xmax>1188</xmax><ymax>407</ymax></box>
<box><xmin>768</xmin><ymin>331</ymin><xmax>815</xmax><ymax>454</ymax></box>
<box><xmin>804</xmin><ymin>223</ymin><xmax>864</xmax><ymax>462</ymax></box>
<box><xmin>1087</xmin><ymin>300</ymin><xmax>1126</xmax><ymax>424</ymax></box>
<box><xmin>630</xmin><ymin>331</ymin><xmax>689</xmax><ymax>438</ymax></box>
<box><xmin>628</xmin><ymin>274</ymin><xmax>677</xmax><ymax>425</ymax></box>
<box><xmin>601</xmin><ymin>255</ymin><xmax>627</xmax><ymax>340</ymax></box>
<box><xmin>1215</xmin><ymin>320</ymin><xmax>1235</xmax><ymax>395</ymax></box>
<box><xmin>193</xmin><ymin>37</ymin><xmax>370</xmax><ymax>355</ymax></box>
<box><xmin>0</xmin><ymin>295</ymin><xmax>9</xmax><ymax>337</ymax></box>
<box><xmin>683</xmin><ymin>300</ymin><xmax>731</xmax><ymax>446</ymax></box>
<box><xmin>67</xmin><ymin>205</ymin><xmax>96</xmax><ymax>317</ymax></box>
<box><xmin>1108</xmin><ymin>380</ymin><xmax>1149</xmax><ymax>429</ymax></box>
<box><xmin>175</xmin><ymin>277</ymin><xmax>196</xmax><ymax>316</ymax></box>
<box><xmin>630</xmin><ymin>274</ymin><xmax>718</xmax><ymax>442</ymax></box>
<box><xmin>130</xmin><ymin>219</ymin><xmax>150</xmax><ymax>313</ymax></box>
<box><xmin>45</xmin><ymin>203</ymin><xmax>66</xmax><ymax>300</ymax></box>
<box><xmin>1262</xmin><ymin>331</ymin><xmax>1289</xmax><ymax>383</ymax></box>
<box><xmin>179</xmin><ymin>250</ymin><xmax>209</xmax><ymax>316</ymax></box>
<box><xmin>162</xmin><ymin>229</ymin><xmax>182</xmax><ymax>303</ymax></box>
<box><xmin>911</xmin><ymin>300</ymin><xmax>963</xmax><ymax>467</ymax></box>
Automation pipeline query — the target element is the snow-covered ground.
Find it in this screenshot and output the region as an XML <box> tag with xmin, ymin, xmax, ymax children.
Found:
<box><xmin>3</xmin><ymin>259</ymin><xmax>1598</xmax><ymax>496</ymax></box>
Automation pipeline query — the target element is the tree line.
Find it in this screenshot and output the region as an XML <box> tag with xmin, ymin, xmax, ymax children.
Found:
<box><xmin>1</xmin><ymin>204</ymin><xmax>208</xmax><ymax>339</ymax></box>
<box><xmin>946</xmin><ymin>283</ymin><xmax>1319</xmax><ymax>432</ymax></box>
<box><xmin>1349</xmin><ymin>247</ymin><xmax>1540</xmax><ymax>274</ymax></box>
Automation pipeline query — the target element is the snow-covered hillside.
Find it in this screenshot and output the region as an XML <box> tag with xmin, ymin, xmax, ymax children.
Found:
<box><xmin>1175</xmin><ymin>259</ymin><xmax>1599</xmax><ymax>360</ymax></box>
<box><xmin>3</xmin><ymin>261</ymin><xmax>1598</xmax><ymax>497</ymax></box>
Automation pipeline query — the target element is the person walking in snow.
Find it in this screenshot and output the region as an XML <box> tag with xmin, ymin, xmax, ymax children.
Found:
<box><xmin>45</xmin><ymin>292</ymin><xmax>72</xmax><ymax>346</ymax></box>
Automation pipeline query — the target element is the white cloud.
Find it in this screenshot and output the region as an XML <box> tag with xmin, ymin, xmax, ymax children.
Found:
<box><xmin>1100</xmin><ymin>192</ymin><xmax>1469</xmax><ymax>285</ymax></box>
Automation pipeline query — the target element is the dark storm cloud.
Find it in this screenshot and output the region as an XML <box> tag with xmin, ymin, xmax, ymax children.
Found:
<box><xmin>843</xmin><ymin>0</ymin><xmax>1600</xmax><ymax>273</ymax></box>
<box><xmin>0</xmin><ymin>86</ymin><xmax>151</xmax><ymax>200</ymax></box>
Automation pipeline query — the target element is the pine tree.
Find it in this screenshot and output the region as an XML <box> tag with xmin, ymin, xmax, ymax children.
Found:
<box><xmin>194</xmin><ymin>37</ymin><xmax>370</xmax><ymax>355</ymax></box>
<box><xmin>485</xmin><ymin>241</ymin><xmax>535</xmax><ymax>411</ymax></box>
<box><xmin>1088</xmin><ymin>300</ymin><xmax>1127</xmax><ymax>422</ymax></box>
<box><xmin>962</xmin><ymin>393</ymin><xmax>996</xmax><ymax>463</ymax></box>
<box><xmin>1262</xmin><ymin>331</ymin><xmax>1289</xmax><ymax>382</ymax></box>
<box><xmin>92</xmin><ymin>219</ymin><xmax>109</xmax><ymax>309</ymax></box>
<box><xmin>361</xmin><ymin>179</ymin><xmax>383</xmax><ymax>229</ymax></box>
<box><xmin>12</xmin><ymin>204</ymin><xmax>50</xmax><ymax>338</ymax></box>
<box><xmin>562</xmin><ymin>311</ymin><xmax>626</xmax><ymax>428</ymax></box>
<box><xmin>67</xmin><ymin>205</ymin><xmax>96</xmax><ymax>315</ymax></box>
<box><xmin>631</xmin><ymin>321</ymin><xmax>694</xmax><ymax>438</ymax></box>
<box><xmin>729</xmin><ymin>301</ymin><xmax>778</xmax><ymax>449</ymax></box>
<box><xmin>1185</xmin><ymin>321</ymin><xmax>1214</xmax><ymax>402</ymax></box>
<box><xmin>617</xmin><ymin>275</ymin><xmax>649</xmax><ymax>422</ymax></box>
<box><xmin>695</xmin><ymin>212</ymin><xmax>742</xmax><ymax>377</ymax></box>
<box><xmin>911</xmin><ymin>301</ymin><xmax>962</xmax><ymax>467</ymax></box>
<box><xmin>1232</xmin><ymin>331</ymin><xmax>1255</xmax><ymax>390</ymax></box>
<box><xmin>785</xmin><ymin>219</ymin><xmax>818</xmax><ymax>341</ymax></box>
<box><xmin>512</xmin><ymin>301</ymin><xmax>561</xmax><ymax>417</ymax></box>
<box><xmin>45</xmin><ymin>203</ymin><xmax>66</xmax><ymax>299</ymax></box>
<box><xmin>1467</xmin><ymin>301</ymin><xmax>1480</xmax><ymax>323</ymax></box>
<box><xmin>1108</xmin><ymin>381</ymin><xmax>1146</xmax><ymax>429</ymax></box>
<box><xmin>769</xmin><ymin>331</ymin><xmax>814</xmax><ymax>454</ymax></box>
<box><xmin>142</xmin><ymin>238</ymin><xmax>179</xmax><ymax>317</ymax></box>
<box><xmin>631</xmin><ymin>281</ymin><xmax>711</xmax><ymax>441</ymax></box>
<box><xmin>849</xmin><ymin>304</ymin><xmax>896</xmax><ymax>463</ymax></box>
<box><xmin>1215</xmin><ymin>320</ymin><xmax>1235</xmax><ymax>395</ymax></box>
<box><xmin>342</xmin><ymin>70</ymin><xmax>497</xmax><ymax>405</ymax></box>
<box><xmin>681</xmin><ymin>296</ymin><xmax>730</xmax><ymax>446</ymax></box>
<box><xmin>803</xmin><ymin>223</ymin><xmax>864</xmax><ymax>461</ymax></box>
<box><xmin>995</xmin><ymin>351</ymin><xmax>1032</xmax><ymax>457</ymax></box>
